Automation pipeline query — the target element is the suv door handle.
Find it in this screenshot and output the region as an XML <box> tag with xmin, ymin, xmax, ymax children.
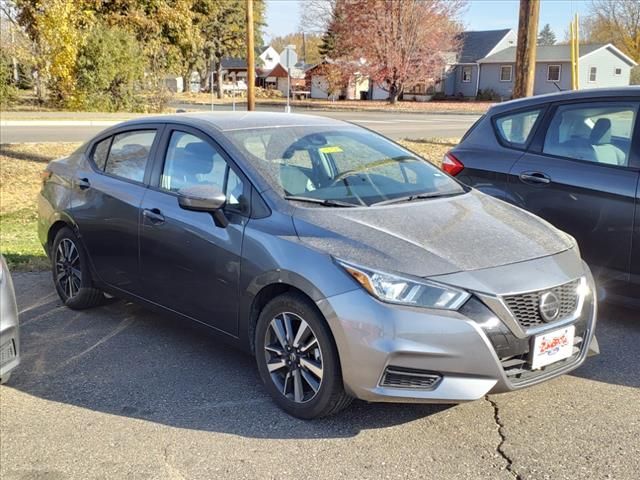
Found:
<box><xmin>519</xmin><ymin>172</ymin><xmax>551</xmax><ymax>185</ymax></box>
<box><xmin>77</xmin><ymin>177</ymin><xmax>91</xmax><ymax>190</ymax></box>
<box><xmin>142</xmin><ymin>208</ymin><xmax>165</xmax><ymax>224</ymax></box>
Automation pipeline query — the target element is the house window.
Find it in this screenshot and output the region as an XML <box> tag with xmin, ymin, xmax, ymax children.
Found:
<box><xmin>499</xmin><ymin>65</ymin><xmax>512</xmax><ymax>82</ymax></box>
<box><xmin>614</xmin><ymin>67</ymin><xmax>622</xmax><ymax>76</ymax></box>
<box><xmin>547</xmin><ymin>65</ymin><xmax>561</xmax><ymax>82</ymax></box>
<box><xmin>462</xmin><ymin>66</ymin><xmax>472</xmax><ymax>83</ymax></box>
<box><xmin>589</xmin><ymin>67</ymin><xmax>597</xmax><ymax>82</ymax></box>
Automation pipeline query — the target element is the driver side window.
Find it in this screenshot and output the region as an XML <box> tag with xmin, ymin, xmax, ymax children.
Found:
<box><xmin>161</xmin><ymin>131</ymin><xmax>244</xmax><ymax>206</ymax></box>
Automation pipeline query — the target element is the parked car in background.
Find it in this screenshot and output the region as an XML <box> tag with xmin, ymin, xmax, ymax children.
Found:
<box><xmin>38</xmin><ymin>112</ymin><xmax>598</xmax><ymax>418</ymax></box>
<box><xmin>446</xmin><ymin>88</ymin><xmax>640</xmax><ymax>305</ymax></box>
<box><xmin>0</xmin><ymin>255</ymin><xmax>20</xmax><ymax>384</ymax></box>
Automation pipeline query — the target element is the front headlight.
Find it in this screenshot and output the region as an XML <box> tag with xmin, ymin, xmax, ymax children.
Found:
<box><xmin>336</xmin><ymin>260</ymin><xmax>470</xmax><ymax>310</ymax></box>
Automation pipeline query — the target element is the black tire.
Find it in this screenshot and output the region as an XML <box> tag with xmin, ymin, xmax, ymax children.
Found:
<box><xmin>51</xmin><ymin>227</ymin><xmax>104</xmax><ymax>310</ymax></box>
<box><xmin>255</xmin><ymin>292</ymin><xmax>352</xmax><ymax>419</ymax></box>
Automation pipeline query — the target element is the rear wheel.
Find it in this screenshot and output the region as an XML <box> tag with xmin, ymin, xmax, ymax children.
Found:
<box><xmin>255</xmin><ymin>292</ymin><xmax>352</xmax><ymax>419</ymax></box>
<box><xmin>52</xmin><ymin>227</ymin><xmax>104</xmax><ymax>309</ymax></box>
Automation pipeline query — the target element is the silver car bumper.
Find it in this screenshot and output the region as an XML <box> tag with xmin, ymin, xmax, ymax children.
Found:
<box><xmin>0</xmin><ymin>256</ymin><xmax>20</xmax><ymax>383</ymax></box>
<box><xmin>317</xmin><ymin>251</ymin><xmax>598</xmax><ymax>403</ymax></box>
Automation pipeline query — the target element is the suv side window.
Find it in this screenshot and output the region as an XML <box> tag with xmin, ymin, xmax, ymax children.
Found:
<box><xmin>161</xmin><ymin>131</ymin><xmax>245</xmax><ymax>208</ymax></box>
<box><xmin>104</xmin><ymin>130</ymin><xmax>156</xmax><ymax>182</ymax></box>
<box><xmin>542</xmin><ymin>102</ymin><xmax>638</xmax><ymax>167</ymax></box>
<box><xmin>494</xmin><ymin>109</ymin><xmax>542</xmax><ymax>148</ymax></box>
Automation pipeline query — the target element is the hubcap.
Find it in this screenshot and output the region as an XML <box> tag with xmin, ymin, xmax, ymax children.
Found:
<box><xmin>55</xmin><ymin>238</ymin><xmax>82</xmax><ymax>299</ymax></box>
<box><xmin>264</xmin><ymin>312</ymin><xmax>324</xmax><ymax>403</ymax></box>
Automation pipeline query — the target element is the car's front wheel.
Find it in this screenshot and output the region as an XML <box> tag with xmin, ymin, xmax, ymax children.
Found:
<box><xmin>255</xmin><ymin>292</ymin><xmax>352</xmax><ymax>419</ymax></box>
<box><xmin>51</xmin><ymin>227</ymin><xmax>104</xmax><ymax>309</ymax></box>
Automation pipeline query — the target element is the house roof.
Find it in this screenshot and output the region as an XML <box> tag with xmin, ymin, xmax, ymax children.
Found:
<box><xmin>221</xmin><ymin>57</ymin><xmax>247</xmax><ymax>70</ymax></box>
<box><xmin>457</xmin><ymin>29</ymin><xmax>512</xmax><ymax>63</ymax></box>
<box><xmin>478</xmin><ymin>44</ymin><xmax>607</xmax><ymax>63</ymax></box>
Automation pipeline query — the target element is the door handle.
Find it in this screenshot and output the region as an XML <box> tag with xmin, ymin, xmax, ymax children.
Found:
<box><xmin>519</xmin><ymin>172</ymin><xmax>551</xmax><ymax>185</ymax></box>
<box><xmin>77</xmin><ymin>177</ymin><xmax>91</xmax><ymax>190</ymax></box>
<box><xmin>143</xmin><ymin>208</ymin><xmax>165</xmax><ymax>224</ymax></box>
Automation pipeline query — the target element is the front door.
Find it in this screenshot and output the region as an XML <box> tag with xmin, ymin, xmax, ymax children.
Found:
<box><xmin>71</xmin><ymin>127</ymin><xmax>161</xmax><ymax>293</ymax></box>
<box><xmin>139</xmin><ymin>127</ymin><xmax>249</xmax><ymax>335</ymax></box>
<box><xmin>508</xmin><ymin>100</ymin><xmax>639</xmax><ymax>284</ymax></box>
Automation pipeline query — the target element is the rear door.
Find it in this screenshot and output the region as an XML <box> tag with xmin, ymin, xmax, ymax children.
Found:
<box><xmin>71</xmin><ymin>125</ymin><xmax>163</xmax><ymax>293</ymax></box>
<box><xmin>453</xmin><ymin>107</ymin><xmax>544</xmax><ymax>202</ymax></box>
<box><xmin>138</xmin><ymin>125</ymin><xmax>249</xmax><ymax>335</ymax></box>
<box><xmin>508</xmin><ymin>99</ymin><xmax>640</xmax><ymax>284</ymax></box>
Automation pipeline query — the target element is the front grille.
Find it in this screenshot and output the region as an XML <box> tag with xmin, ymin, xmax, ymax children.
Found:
<box><xmin>503</xmin><ymin>279</ymin><xmax>581</xmax><ymax>329</ymax></box>
<box><xmin>380</xmin><ymin>367</ymin><xmax>441</xmax><ymax>390</ymax></box>
<box><xmin>500</xmin><ymin>332</ymin><xmax>586</xmax><ymax>385</ymax></box>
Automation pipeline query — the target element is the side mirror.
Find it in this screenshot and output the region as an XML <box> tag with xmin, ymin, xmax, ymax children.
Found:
<box><xmin>178</xmin><ymin>185</ymin><xmax>229</xmax><ymax>227</ymax></box>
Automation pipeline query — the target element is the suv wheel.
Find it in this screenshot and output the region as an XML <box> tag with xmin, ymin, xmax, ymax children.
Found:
<box><xmin>52</xmin><ymin>227</ymin><xmax>104</xmax><ymax>309</ymax></box>
<box><xmin>255</xmin><ymin>292</ymin><xmax>352</xmax><ymax>419</ymax></box>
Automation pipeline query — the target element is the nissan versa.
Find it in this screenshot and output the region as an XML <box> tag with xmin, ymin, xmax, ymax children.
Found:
<box><xmin>38</xmin><ymin>112</ymin><xmax>599</xmax><ymax>419</ymax></box>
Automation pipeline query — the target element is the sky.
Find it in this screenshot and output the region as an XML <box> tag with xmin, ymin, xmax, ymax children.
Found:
<box><xmin>264</xmin><ymin>0</ymin><xmax>591</xmax><ymax>42</ymax></box>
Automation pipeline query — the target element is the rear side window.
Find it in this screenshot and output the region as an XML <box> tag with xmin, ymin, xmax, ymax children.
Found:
<box><xmin>92</xmin><ymin>137</ymin><xmax>111</xmax><ymax>170</ymax></box>
<box><xmin>494</xmin><ymin>109</ymin><xmax>542</xmax><ymax>148</ymax></box>
<box><xmin>104</xmin><ymin>130</ymin><xmax>156</xmax><ymax>182</ymax></box>
<box><xmin>542</xmin><ymin>102</ymin><xmax>638</xmax><ymax>167</ymax></box>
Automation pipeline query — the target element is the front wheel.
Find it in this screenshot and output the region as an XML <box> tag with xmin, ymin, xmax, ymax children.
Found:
<box><xmin>51</xmin><ymin>227</ymin><xmax>105</xmax><ymax>309</ymax></box>
<box><xmin>255</xmin><ymin>292</ymin><xmax>352</xmax><ymax>419</ymax></box>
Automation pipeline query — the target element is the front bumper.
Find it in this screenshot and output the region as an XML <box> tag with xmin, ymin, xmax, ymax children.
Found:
<box><xmin>317</xmin><ymin>256</ymin><xmax>598</xmax><ymax>404</ymax></box>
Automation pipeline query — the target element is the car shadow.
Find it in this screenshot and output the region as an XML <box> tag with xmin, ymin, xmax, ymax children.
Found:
<box><xmin>569</xmin><ymin>302</ymin><xmax>640</xmax><ymax>388</ymax></box>
<box><xmin>7</xmin><ymin>272</ymin><xmax>452</xmax><ymax>439</ymax></box>
<box><xmin>0</xmin><ymin>144</ymin><xmax>53</xmax><ymax>163</ymax></box>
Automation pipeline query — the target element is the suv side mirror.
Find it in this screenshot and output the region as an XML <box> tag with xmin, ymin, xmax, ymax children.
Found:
<box><xmin>178</xmin><ymin>185</ymin><xmax>229</xmax><ymax>227</ymax></box>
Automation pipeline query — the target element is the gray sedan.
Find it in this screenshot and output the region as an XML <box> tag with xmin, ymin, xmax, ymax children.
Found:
<box><xmin>37</xmin><ymin>112</ymin><xmax>598</xmax><ymax>418</ymax></box>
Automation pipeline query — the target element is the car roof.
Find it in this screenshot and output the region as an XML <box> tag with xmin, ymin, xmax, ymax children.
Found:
<box><xmin>117</xmin><ymin>111</ymin><xmax>347</xmax><ymax>131</ymax></box>
<box><xmin>488</xmin><ymin>87</ymin><xmax>640</xmax><ymax>114</ymax></box>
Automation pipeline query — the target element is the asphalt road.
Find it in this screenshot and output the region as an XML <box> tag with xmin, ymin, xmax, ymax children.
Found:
<box><xmin>0</xmin><ymin>109</ymin><xmax>479</xmax><ymax>143</ymax></box>
<box><xmin>1</xmin><ymin>272</ymin><xmax>639</xmax><ymax>479</ymax></box>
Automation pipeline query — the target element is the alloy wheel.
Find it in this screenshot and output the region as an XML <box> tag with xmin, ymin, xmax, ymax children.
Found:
<box><xmin>264</xmin><ymin>312</ymin><xmax>324</xmax><ymax>403</ymax></box>
<box><xmin>55</xmin><ymin>238</ymin><xmax>82</xmax><ymax>299</ymax></box>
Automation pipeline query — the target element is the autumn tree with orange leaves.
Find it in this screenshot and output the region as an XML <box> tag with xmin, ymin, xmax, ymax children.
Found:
<box><xmin>332</xmin><ymin>0</ymin><xmax>465</xmax><ymax>103</ymax></box>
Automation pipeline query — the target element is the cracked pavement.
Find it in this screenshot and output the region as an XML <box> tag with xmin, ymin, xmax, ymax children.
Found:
<box><xmin>1</xmin><ymin>272</ymin><xmax>639</xmax><ymax>479</ymax></box>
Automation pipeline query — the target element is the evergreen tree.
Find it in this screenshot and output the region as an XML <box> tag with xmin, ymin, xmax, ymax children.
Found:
<box><xmin>537</xmin><ymin>24</ymin><xmax>556</xmax><ymax>46</ymax></box>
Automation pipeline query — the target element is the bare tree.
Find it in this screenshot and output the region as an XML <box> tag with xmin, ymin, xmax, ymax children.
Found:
<box><xmin>583</xmin><ymin>0</ymin><xmax>640</xmax><ymax>61</ymax></box>
<box><xmin>299</xmin><ymin>0</ymin><xmax>336</xmax><ymax>34</ymax></box>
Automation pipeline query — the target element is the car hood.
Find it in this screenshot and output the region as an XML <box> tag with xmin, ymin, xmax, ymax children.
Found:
<box><xmin>292</xmin><ymin>190</ymin><xmax>574</xmax><ymax>277</ymax></box>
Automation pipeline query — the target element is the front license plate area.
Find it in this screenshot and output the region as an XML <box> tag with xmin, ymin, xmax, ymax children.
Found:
<box><xmin>0</xmin><ymin>340</ymin><xmax>16</xmax><ymax>367</ymax></box>
<box><xmin>530</xmin><ymin>325</ymin><xmax>575</xmax><ymax>370</ymax></box>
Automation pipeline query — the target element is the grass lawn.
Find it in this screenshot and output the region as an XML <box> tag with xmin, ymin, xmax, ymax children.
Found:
<box><xmin>0</xmin><ymin>142</ymin><xmax>80</xmax><ymax>271</ymax></box>
<box><xmin>0</xmin><ymin>138</ymin><xmax>457</xmax><ymax>272</ymax></box>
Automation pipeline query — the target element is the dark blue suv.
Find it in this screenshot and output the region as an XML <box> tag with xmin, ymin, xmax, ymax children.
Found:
<box><xmin>445</xmin><ymin>88</ymin><xmax>640</xmax><ymax>305</ymax></box>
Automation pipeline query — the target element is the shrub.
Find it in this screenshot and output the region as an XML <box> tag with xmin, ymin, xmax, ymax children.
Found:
<box><xmin>0</xmin><ymin>51</ymin><xmax>17</xmax><ymax>107</ymax></box>
<box><xmin>476</xmin><ymin>88</ymin><xmax>501</xmax><ymax>101</ymax></box>
<box><xmin>71</xmin><ymin>24</ymin><xmax>145</xmax><ymax>112</ymax></box>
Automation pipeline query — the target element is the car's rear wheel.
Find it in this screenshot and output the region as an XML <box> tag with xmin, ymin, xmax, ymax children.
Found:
<box><xmin>52</xmin><ymin>227</ymin><xmax>104</xmax><ymax>309</ymax></box>
<box><xmin>255</xmin><ymin>292</ymin><xmax>352</xmax><ymax>419</ymax></box>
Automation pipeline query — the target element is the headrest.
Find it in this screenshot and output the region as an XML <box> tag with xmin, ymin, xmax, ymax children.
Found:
<box><xmin>180</xmin><ymin>142</ymin><xmax>214</xmax><ymax>175</ymax></box>
<box><xmin>590</xmin><ymin>118</ymin><xmax>611</xmax><ymax>145</ymax></box>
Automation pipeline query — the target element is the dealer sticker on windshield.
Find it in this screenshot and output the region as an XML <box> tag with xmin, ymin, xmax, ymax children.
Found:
<box><xmin>530</xmin><ymin>325</ymin><xmax>575</xmax><ymax>370</ymax></box>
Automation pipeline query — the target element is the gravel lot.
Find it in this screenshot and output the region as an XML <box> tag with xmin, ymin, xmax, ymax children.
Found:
<box><xmin>1</xmin><ymin>272</ymin><xmax>639</xmax><ymax>480</ymax></box>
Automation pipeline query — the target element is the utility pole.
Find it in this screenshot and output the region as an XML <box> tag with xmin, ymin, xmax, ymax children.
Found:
<box><xmin>513</xmin><ymin>0</ymin><xmax>540</xmax><ymax>98</ymax></box>
<box><xmin>246</xmin><ymin>0</ymin><xmax>256</xmax><ymax>111</ymax></box>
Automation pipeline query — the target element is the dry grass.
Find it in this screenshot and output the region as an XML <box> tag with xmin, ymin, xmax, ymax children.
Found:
<box><xmin>398</xmin><ymin>137</ymin><xmax>459</xmax><ymax>167</ymax></box>
<box><xmin>0</xmin><ymin>143</ymin><xmax>80</xmax><ymax>271</ymax></box>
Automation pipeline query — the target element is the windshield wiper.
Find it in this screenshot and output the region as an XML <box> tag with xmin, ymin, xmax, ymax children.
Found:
<box><xmin>371</xmin><ymin>191</ymin><xmax>462</xmax><ymax>206</ymax></box>
<box><xmin>284</xmin><ymin>195</ymin><xmax>358</xmax><ymax>207</ymax></box>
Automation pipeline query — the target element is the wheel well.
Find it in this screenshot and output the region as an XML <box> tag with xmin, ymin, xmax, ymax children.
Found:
<box><xmin>47</xmin><ymin>221</ymin><xmax>70</xmax><ymax>254</ymax></box>
<box><xmin>248</xmin><ymin>283</ymin><xmax>312</xmax><ymax>355</ymax></box>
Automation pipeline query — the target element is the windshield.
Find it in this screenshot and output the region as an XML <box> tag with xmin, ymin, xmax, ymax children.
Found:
<box><xmin>226</xmin><ymin>126</ymin><xmax>464</xmax><ymax>206</ymax></box>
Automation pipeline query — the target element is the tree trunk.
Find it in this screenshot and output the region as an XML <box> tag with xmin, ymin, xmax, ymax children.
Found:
<box><xmin>216</xmin><ymin>62</ymin><xmax>224</xmax><ymax>99</ymax></box>
<box><xmin>388</xmin><ymin>82</ymin><xmax>398</xmax><ymax>104</ymax></box>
